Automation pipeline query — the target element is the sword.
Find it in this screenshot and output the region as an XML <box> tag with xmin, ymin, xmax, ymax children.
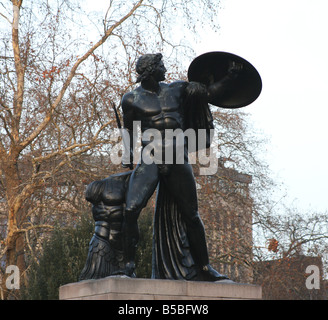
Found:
<box><xmin>111</xmin><ymin>102</ymin><xmax>133</xmax><ymax>169</ymax></box>
<box><xmin>111</xmin><ymin>102</ymin><xmax>122</xmax><ymax>129</ymax></box>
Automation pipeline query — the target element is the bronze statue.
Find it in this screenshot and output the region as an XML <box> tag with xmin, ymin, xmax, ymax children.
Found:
<box><xmin>80</xmin><ymin>52</ymin><xmax>261</xmax><ymax>282</ymax></box>
<box><xmin>120</xmin><ymin>53</ymin><xmax>251</xmax><ymax>281</ymax></box>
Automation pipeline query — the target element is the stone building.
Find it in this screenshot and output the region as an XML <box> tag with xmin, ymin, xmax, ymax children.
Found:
<box><xmin>194</xmin><ymin>163</ymin><xmax>254</xmax><ymax>283</ymax></box>
<box><xmin>253</xmin><ymin>254</ymin><xmax>327</xmax><ymax>299</ymax></box>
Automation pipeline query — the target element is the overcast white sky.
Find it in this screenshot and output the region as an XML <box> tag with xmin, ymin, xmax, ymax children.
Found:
<box><xmin>193</xmin><ymin>0</ymin><xmax>328</xmax><ymax>213</ymax></box>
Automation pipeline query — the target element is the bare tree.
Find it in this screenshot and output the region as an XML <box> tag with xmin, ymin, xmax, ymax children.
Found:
<box><xmin>0</xmin><ymin>0</ymin><xmax>222</xmax><ymax>299</ymax></box>
<box><xmin>251</xmin><ymin>200</ymin><xmax>328</xmax><ymax>299</ymax></box>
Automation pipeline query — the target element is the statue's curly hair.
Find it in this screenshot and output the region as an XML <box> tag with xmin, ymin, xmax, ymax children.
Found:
<box><xmin>135</xmin><ymin>53</ymin><xmax>163</xmax><ymax>83</ymax></box>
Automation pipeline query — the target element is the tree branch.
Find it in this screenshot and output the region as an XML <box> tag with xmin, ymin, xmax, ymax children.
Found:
<box><xmin>18</xmin><ymin>0</ymin><xmax>144</xmax><ymax>152</ymax></box>
<box><xmin>0</xmin><ymin>11</ymin><xmax>11</xmax><ymax>25</ymax></box>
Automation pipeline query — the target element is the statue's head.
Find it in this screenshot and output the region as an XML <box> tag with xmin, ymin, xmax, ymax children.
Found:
<box><xmin>136</xmin><ymin>53</ymin><xmax>166</xmax><ymax>83</ymax></box>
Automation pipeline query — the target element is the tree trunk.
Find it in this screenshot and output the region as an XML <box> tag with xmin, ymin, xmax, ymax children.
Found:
<box><xmin>2</xmin><ymin>154</ymin><xmax>27</xmax><ymax>299</ymax></box>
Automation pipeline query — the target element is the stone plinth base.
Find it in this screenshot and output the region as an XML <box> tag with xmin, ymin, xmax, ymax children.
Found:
<box><xmin>59</xmin><ymin>276</ymin><xmax>261</xmax><ymax>300</ymax></box>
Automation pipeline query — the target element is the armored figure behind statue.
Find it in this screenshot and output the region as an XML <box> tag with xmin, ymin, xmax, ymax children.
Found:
<box><xmin>79</xmin><ymin>172</ymin><xmax>132</xmax><ymax>280</ymax></box>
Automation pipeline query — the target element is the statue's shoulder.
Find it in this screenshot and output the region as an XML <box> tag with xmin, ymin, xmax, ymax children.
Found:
<box><xmin>168</xmin><ymin>80</ymin><xmax>189</xmax><ymax>90</ymax></box>
<box><xmin>122</xmin><ymin>87</ymin><xmax>141</xmax><ymax>110</ymax></box>
<box><xmin>122</xmin><ymin>89</ymin><xmax>136</xmax><ymax>101</ymax></box>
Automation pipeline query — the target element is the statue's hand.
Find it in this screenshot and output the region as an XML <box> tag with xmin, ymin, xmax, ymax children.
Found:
<box><xmin>228</xmin><ymin>60</ymin><xmax>244</xmax><ymax>75</ymax></box>
<box><xmin>122</xmin><ymin>162</ymin><xmax>133</xmax><ymax>170</ymax></box>
<box><xmin>122</xmin><ymin>150</ymin><xmax>134</xmax><ymax>169</ymax></box>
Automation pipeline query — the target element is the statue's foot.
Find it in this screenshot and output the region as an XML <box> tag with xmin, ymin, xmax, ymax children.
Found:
<box><xmin>111</xmin><ymin>269</ymin><xmax>136</xmax><ymax>278</ymax></box>
<box><xmin>200</xmin><ymin>264</ymin><xmax>229</xmax><ymax>282</ymax></box>
<box><xmin>125</xmin><ymin>261</ymin><xmax>136</xmax><ymax>277</ymax></box>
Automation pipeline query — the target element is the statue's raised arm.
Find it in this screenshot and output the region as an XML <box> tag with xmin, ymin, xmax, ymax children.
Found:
<box><xmin>188</xmin><ymin>51</ymin><xmax>262</xmax><ymax>109</ymax></box>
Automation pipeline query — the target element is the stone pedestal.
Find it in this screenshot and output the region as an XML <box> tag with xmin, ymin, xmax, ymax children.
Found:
<box><xmin>59</xmin><ymin>276</ymin><xmax>261</xmax><ymax>300</ymax></box>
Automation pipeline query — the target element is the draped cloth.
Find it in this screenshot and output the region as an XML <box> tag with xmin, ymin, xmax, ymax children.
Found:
<box><xmin>182</xmin><ymin>81</ymin><xmax>214</xmax><ymax>150</ymax></box>
<box><xmin>152</xmin><ymin>181</ymin><xmax>197</xmax><ymax>280</ymax></box>
<box><xmin>151</xmin><ymin>81</ymin><xmax>214</xmax><ymax>280</ymax></box>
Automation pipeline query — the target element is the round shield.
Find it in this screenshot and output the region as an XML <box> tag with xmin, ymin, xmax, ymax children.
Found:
<box><xmin>188</xmin><ymin>51</ymin><xmax>262</xmax><ymax>108</ymax></box>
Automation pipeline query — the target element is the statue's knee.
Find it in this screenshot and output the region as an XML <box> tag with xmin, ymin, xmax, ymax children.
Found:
<box><xmin>124</xmin><ymin>208</ymin><xmax>140</xmax><ymax>224</ymax></box>
<box><xmin>125</xmin><ymin>200</ymin><xmax>143</xmax><ymax>222</ymax></box>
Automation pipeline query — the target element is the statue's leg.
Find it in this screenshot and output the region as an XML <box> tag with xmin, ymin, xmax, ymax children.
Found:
<box><xmin>108</xmin><ymin>207</ymin><xmax>124</xmax><ymax>251</ymax></box>
<box><xmin>163</xmin><ymin>163</ymin><xmax>228</xmax><ymax>281</ymax></box>
<box><xmin>124</xmin><ymin>161</ymin><xmax>159</xmax><ymax>276</ymax></box>
<box><xmin>108</xmin><ymin>207</ymin><xmax>125</xmax><ymax>274</ymax></box>
<box><xmin>162</xmin><ymin>162</ymin><xmax>209</xmax><ymax>266</ymax></box>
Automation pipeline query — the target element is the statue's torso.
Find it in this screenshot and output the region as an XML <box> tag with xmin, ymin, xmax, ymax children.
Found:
<box><xmin>130</xmin><ymin>82</ymin><xmax>187</xmax><ymax>133</ymax></box>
